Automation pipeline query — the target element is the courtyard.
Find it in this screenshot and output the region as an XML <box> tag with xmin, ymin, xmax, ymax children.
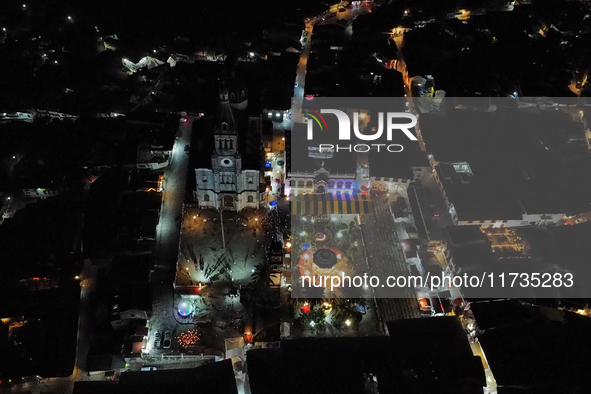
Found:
<box><xmin>175</xmin><ymin>206</ymin><xmax>267</xmax><ymax>288</ymax></box>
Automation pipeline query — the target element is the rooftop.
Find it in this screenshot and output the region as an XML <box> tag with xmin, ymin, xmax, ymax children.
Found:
<box><xmin>74</xmin><ymin>359</ymin><xmax>237</xmax><ymax>394</ymax></box>
<box><xmin>445</xmin><ymin>225</ymin><xmax>489</xmax><ymax>246</ymax></box>
<box><xmin>472</xmin><ymin>300</ymin><xmax>591</xmax><ymax>392</ymax></box>
<box><xmin>422</xmin><ymin>104</ymin><xmax>591</xmax><ymax>220</ymax></box>
<box><xmin>368</xmin><ymin>140</ymin><xmax>428</xmax><ymax>179</ymax></box>
<box><xmin>247</xmin><ymin>319</ymin><xmax>485</xmax><ymax>394</ymax></box>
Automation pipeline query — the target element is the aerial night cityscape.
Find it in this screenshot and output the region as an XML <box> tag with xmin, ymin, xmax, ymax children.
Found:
<box><xmin>2</xmin><ymin>0</ymin><xmax>591</xmax><ymax>393</ymax></box>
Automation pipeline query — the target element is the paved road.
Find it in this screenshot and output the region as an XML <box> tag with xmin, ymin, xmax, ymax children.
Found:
<box><xmin>360</xmin><ymin>194</ymin><xmax>420</xmax><ymax>321</ymax></box>
<box><xmin>291</xmin><ymin>4</ymin><xmax>371</xmax><ymax>123</ymax></box>
<box><xmin>155</xmin><ymin>117</ymin><xmax>194</xmax><ymax>273</ymax></box>
<box><xmin>149</xmin><ymin>117</ymin><xmax>194</xmax><ymax>353</ymax></box>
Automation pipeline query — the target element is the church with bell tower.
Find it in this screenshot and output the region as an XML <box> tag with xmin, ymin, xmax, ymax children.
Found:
<box><xmin>194</xmin><ymin>84</ymin><xmax>262</xmax><ymax>211</ymax></box>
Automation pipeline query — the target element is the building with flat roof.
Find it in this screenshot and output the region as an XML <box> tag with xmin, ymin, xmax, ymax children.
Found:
<box><xmin>73</xmin><ymin>359</ymin><xmax>238</xmax><ymax>394</ymax></box>
<box><xmin>368</xmin><ymin>139</ymin><xmax>429</xmax><ymax>191</ymax></box>
<box><xmin>421</xmin><ymin>105</ymin><xmax>591</xmax><ymax>227</ymax></box>
<box><xmin>246</xmin><ymin>317</ymin><xmax>485</xmax><ymax>394</ymax></box>
<box><xmin>470</xmin><ymin>299</ymin><xmax>591</xmax><ymax>394</ymax></box>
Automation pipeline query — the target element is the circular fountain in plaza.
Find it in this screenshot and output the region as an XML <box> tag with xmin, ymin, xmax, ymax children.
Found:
<box><xmin>177</xmin><ymin>300</ymin><xmax>194</xmax><ymax>317</ymax></box>
<box><xmin>312</xmin><ymin>248</ymin><xmax>338</xmax><ymax>276</ymax></box>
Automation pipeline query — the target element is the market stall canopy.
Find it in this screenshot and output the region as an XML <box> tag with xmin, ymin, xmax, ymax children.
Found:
<box><xmin>291</xmin><ymin>193</ymin><xmax>373</xmax><ymax>215</ymax></box>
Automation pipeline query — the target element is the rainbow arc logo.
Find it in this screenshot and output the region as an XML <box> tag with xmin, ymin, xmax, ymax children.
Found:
<box><xmin>302</xmin><ymin>108</ymin><xmax>329</xmax><ymax>132</ymax></box>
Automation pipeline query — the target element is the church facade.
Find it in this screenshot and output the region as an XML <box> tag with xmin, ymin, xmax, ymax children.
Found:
<box><xmin>194</xmin><ymin>87</ymin><xmax>261</xmax><ymax>211</ymax></box>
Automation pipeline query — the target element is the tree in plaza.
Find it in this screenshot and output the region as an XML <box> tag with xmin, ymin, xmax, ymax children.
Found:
<box><xmin>293</xmin><ymin>298</ymin><xmax>322</xmax><ymax>312</ymax></box>
<box><xmin>300</xmin><ymin>303</ymin><xmax>327</xmax><ymax>331</ymax></box>
<box><xmin>348</xmin><ymin>221</ymin><xmax>356</xmax><ymax>233</ymax></box>
<box><xmin>251</xmin><ymin>262</ymin><xmax>274</xmax><ymax>289</ymax></box>
<box><xmin>250</xmin><ymin>262</ymin><xmax>278</xmax><ymax>313</ymax></box>
<box><xmin>329</xmin><ymin>297</ymin><xmax>364</xmax><ymax>327</ymax></box>
<box><xmin>330</xmin><ymin>298</ymin><xmax>356</xmax><ymax>323</ymax></box>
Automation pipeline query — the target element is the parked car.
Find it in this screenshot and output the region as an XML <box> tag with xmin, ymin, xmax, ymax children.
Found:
<box><xmin>430</xmin><ymin>206</ymin><xmax>440</xmax><ymax>218</ymax></box>
<box><xmin>163</xmin><ymin>330</ymin><xmax>172</xmax><ymax>348</ymax></box>
<box><xmin>575</xmin><ymin>217</ymin><xmax>588</xmax><ymax>224</ymax></box>
<box><xmin>153</xmin><ymin>331</ymin><xmax>162</xmax><ymax>349</ymax></box>
<box><xmin>179</xmin><ymin>117</ymin><xmax>188</xmax><ymax>123</ymax></box>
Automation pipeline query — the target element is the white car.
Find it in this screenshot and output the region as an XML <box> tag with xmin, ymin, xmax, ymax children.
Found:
<box><xmin>574</xmin><ymin>217</ymin><xmax>588</xmax><ymax>224</ymax></box>
<box><xmin>153</xmin><ymin>331</ymin><xmax>162</xmax><ymax>349</ymax></box>
<box><xmin>163</xmin><ymin>330</ymin><xmax>172</xmax><ymax>348</ymax></box>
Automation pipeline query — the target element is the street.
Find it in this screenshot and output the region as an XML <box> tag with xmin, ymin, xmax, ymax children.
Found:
<box><xmin>154</xmin><ymin>117</ymin><xmax>194</xmax><ymax>273</ymax></box>
<box><xmin>360</xmin><ymin>194</ymin><xmax>420</xmax><ymax>321</ymax></box>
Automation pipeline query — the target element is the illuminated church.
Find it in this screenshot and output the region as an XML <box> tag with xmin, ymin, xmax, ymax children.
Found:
<box><xmin>194</xmin><ymin>85</ymin><xmax>263</xmax><ymax>211</ymax></box>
